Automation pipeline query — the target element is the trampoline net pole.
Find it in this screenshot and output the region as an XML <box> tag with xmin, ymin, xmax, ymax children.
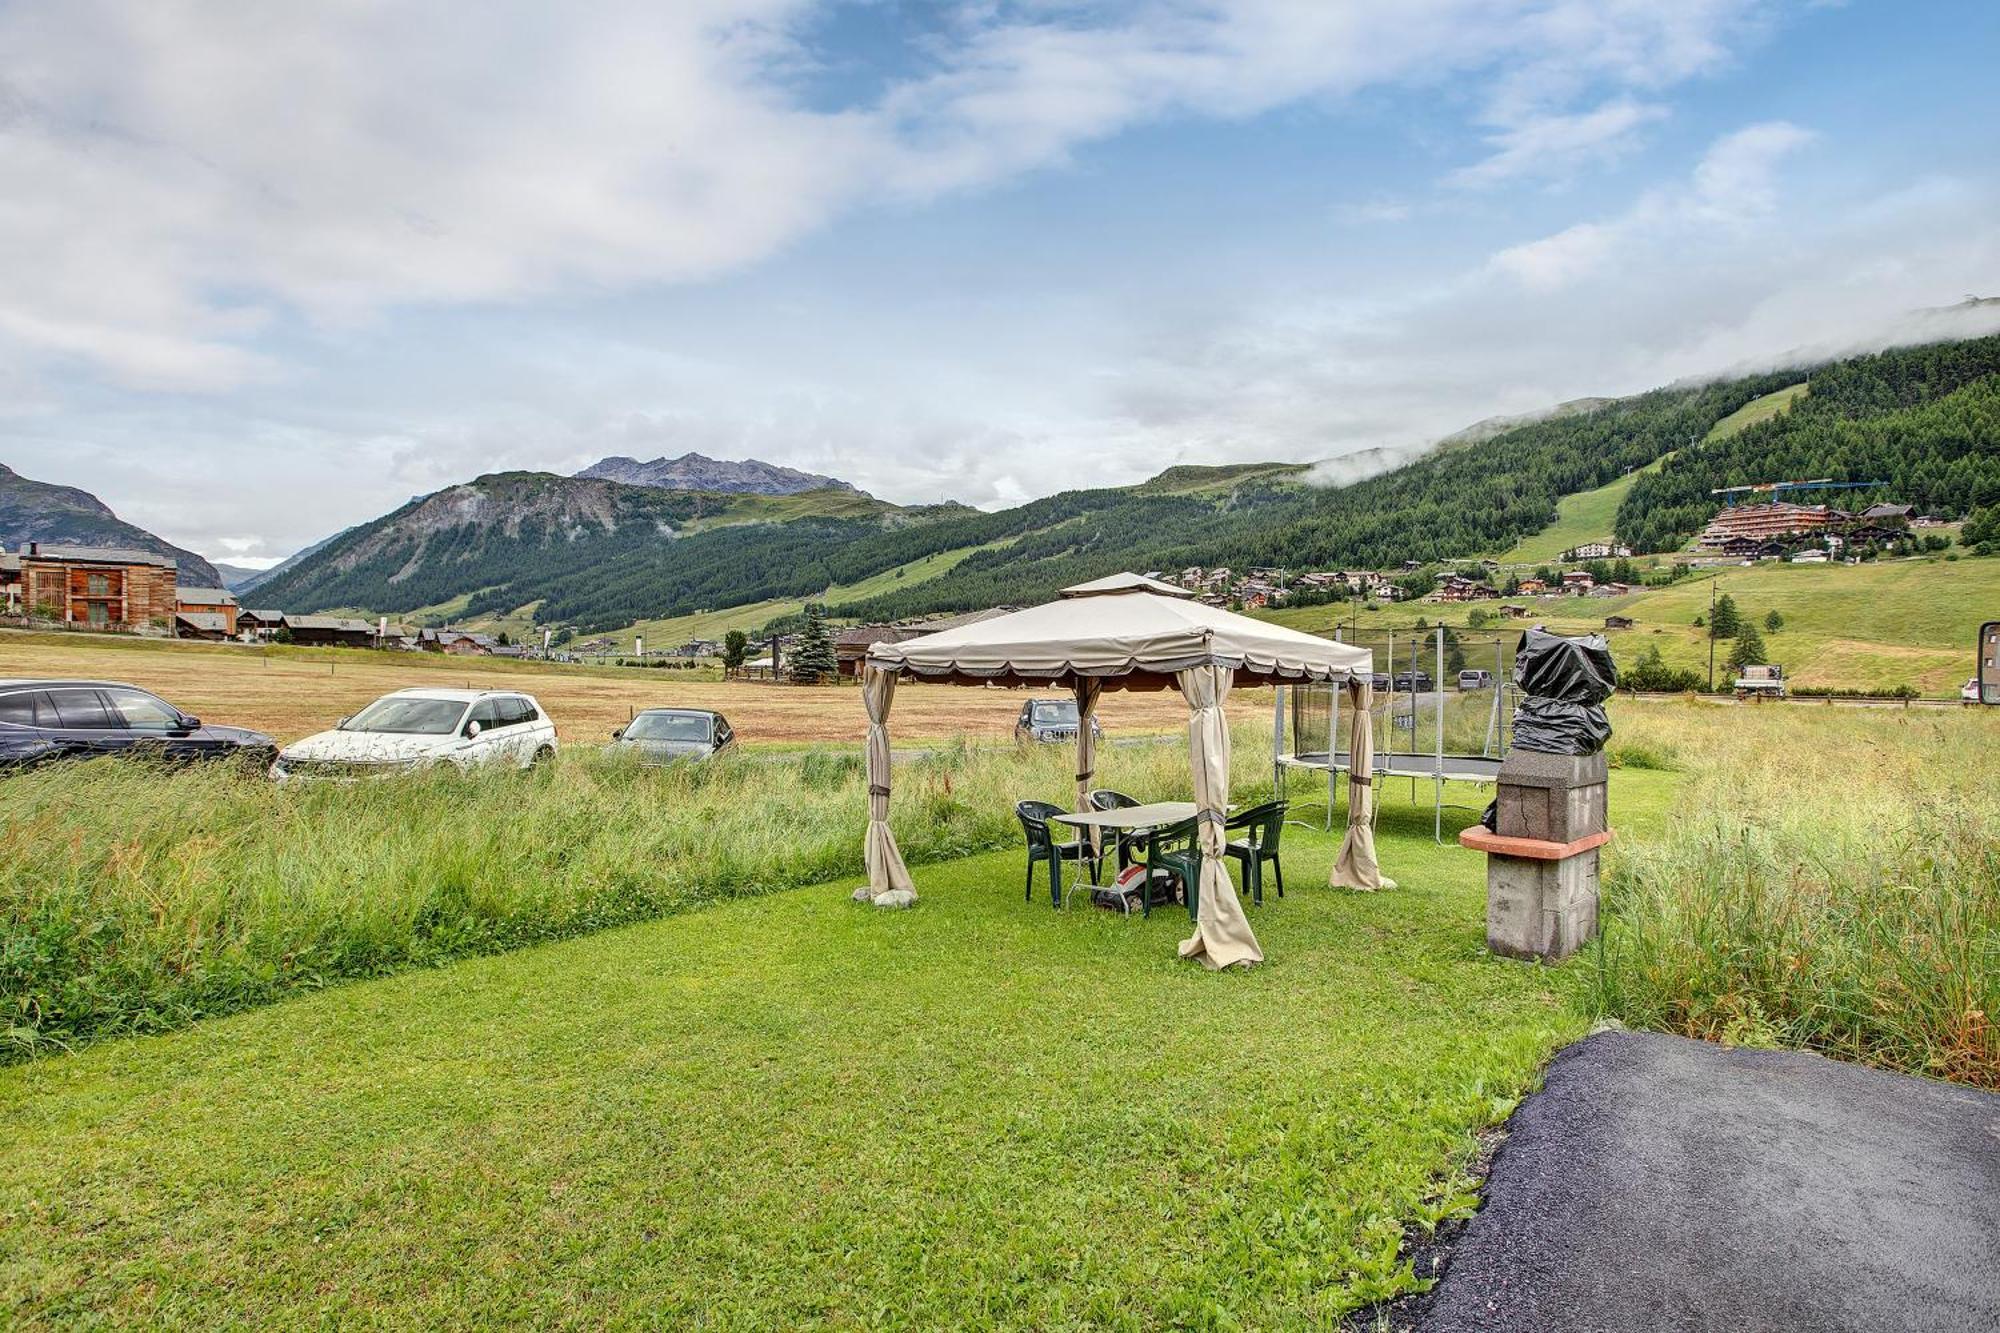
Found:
<box><xmin>1436</xmin><ymin>626</ymin><xmax>1445</xmax><ymax>843</ymax></box>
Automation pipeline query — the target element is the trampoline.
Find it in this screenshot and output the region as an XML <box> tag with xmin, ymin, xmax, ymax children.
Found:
<box><xmin>1274</xmin><ymin>627</ymin><xmax>1518</xmax><ymax>841</ymax></box>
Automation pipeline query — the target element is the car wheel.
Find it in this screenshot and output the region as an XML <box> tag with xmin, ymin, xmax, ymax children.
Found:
<box><xmin>530</xmin><ymin>745</ymin><xmax>555</xmax><ymax>769</ymax></box>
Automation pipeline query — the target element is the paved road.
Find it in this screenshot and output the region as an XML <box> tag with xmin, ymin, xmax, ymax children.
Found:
<box><xmin>1421</xmin><ymin>1029</ymin><xmax>2000</xmax><ymax>1333</ymax></box>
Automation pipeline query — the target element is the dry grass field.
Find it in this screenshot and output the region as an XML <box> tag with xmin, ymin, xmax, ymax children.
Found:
<box><xmin>0</xmin><ymin>631</ymin><xmax>1234</xmax><ymax>745</ymax></box>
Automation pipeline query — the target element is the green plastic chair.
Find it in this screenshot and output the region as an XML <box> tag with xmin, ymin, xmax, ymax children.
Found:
<box><xmin>1143</xmin><ymin>816</ymin><xmax>1202</xmax><ymax>920</ymax></box>
<box><xmin>1015</xmin><ymin>800</ymin><xmax>1098</xmax><ymax>908</ymax></box>
<box><xmin>1086</xmin><ymin>788</ymin><xmax>1145</xmax><ymax>872</ymax></box>
<box><xmin>1224</xmin><ymin>800</ymin><xmax>1288</xmax><ymax>906</ymax></box>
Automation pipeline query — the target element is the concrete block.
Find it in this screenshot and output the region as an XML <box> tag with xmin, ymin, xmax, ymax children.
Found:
<box><xmin>1497</xmin><ymin>780</ymin><xmax>1606</xmax><ymax>842</ymax></box>
<box><xmin>1495</xmin><ymin>750</ymin><xmax>1608</xmax><ymax>790</ymax></box>
<box><xmin>1486</xmin><ymin>848</ymin><xmax>1600</xmax><ymax>962</ymax></box>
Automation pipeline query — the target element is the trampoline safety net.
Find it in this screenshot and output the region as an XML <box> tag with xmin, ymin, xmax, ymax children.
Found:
<box><xmin>1274</xmin><ymin>626</ymin><xmax>1523</xmax><ymax>841</ymax></box>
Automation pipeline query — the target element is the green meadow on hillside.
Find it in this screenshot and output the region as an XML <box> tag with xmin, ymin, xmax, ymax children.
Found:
<box><xmin>1496</xmin><ymin>458</ymin><xmax>1661</xmax><ymax>564</ymax></box>
<box><xmin>1701</xmin><ymin>382</ymin><xmax>1809</xmax><ymax>442</ymax></box>
<box><xmin>1261</xmin><ymin>554</ymin><xmax>2000</xmax><ymax>695</ymax></box>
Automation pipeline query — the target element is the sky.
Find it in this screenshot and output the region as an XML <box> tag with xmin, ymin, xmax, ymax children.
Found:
<box><xmin>2</xmin><ymin>1</ymin><xmax>1998</xmax><ymax>566</ymax></box>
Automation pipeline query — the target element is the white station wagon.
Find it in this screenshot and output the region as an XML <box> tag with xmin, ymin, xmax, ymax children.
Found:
<box><xmin>272</xmin><ymin>688</ymin><xmax>557</xmax><ymax>781</ymax></box>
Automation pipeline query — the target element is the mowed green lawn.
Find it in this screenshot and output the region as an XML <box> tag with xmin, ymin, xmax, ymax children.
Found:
<box><xmin>0</xmin><ymin>773</ymin><xmax>1675</xmax><ymax>1328</ymax></box>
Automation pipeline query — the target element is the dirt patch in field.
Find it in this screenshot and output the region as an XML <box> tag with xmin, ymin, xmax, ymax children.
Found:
<box><xmin>0</xmin><ymin>634</ymin><xmax>1253</xmax><ymax>745</ymax></box>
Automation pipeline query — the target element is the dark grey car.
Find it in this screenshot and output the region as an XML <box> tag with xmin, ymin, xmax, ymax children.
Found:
<box><xmin>0</xmin><ymin>678</ymin><xmax>276</xmax><ymax>771</ymax></box>
<box><xmin>611</xmin><ymin>708</ymin><xmax>736</xmax><ymax>763</ymax></box>
<box><xmin>1013</xmin><ymin>697</ymin><xmax>1104</xmax><ymax>745</ymax></box>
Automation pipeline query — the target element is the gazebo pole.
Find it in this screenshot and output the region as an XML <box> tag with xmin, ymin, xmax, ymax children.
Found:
<box><xmin>1072</xmin><ymin>676</ymin><xmax>1103</xmax><ymax>870</ymax></box>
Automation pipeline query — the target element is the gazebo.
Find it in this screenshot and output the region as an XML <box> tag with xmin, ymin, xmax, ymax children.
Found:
<box><xmin>857</xmin><ymin>573</ymin><xmax>1387</xmax><ymax>969</ymax></box>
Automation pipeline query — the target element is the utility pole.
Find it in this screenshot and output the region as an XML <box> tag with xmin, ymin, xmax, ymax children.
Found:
<box><xmin>1704</xmin><ymin>576</ymin><xmax>1720</xmax><ymax>688</ymax></box>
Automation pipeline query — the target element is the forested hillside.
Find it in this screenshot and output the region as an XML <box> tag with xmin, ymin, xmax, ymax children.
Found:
<box><xmin>832</xmin><ymin>373</ymin><xmax>1795</xmax><ymax>622</ymax></box>
<box><xmin>1615</xmin><ymin>335</ymin><xmax>2000</xmax><ymax>551</ymax></box>
<box><xmin>253</xmin><ymin>335</ymin><xmax>2000</xmax><ymax>635</ymax></box>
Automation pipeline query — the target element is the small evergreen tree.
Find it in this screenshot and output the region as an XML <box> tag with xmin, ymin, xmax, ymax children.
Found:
<box><xmin>1763</xmin><ymin>610</ymin><xmax>1784</xmax><ymax>634</ymax></box>
<box><xmin>1708</xmin><ymin>594</ymin><xmax>1741</xmax><ymax>639</ymax></box>
<box><xmin>789</xmin><ymin>605</ymin><xmax>837</xmax><ymax>683</ymax></box>
<box><xmin>1727</xmin><ymin>623</ymin><xmax>1769</xmax><ymax>673</ymax></box>
<box><xmin>1440</xmin><ymin>625</ymin><xmax>1466</xmax><ymax>676</ymax></box>
<box><xmin>496</xmin><ymin>631</ymin><xmax>512</xmax><ymax>647</ymax></box>
<box><xmin>722</xmin><ymin>630</ymin><xmax>748</xmax><ymax>670</ymax></box>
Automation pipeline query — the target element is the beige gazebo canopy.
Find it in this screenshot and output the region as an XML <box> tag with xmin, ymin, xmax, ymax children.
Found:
<box><xmin>856</xmin><ymin>575</ymin><xmax>1388</xmax><ymax>969</ymax></box>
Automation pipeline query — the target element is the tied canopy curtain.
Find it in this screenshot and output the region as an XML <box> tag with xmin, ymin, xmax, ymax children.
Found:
<box><xmin>1073</xmin><ymin>676</ymin><xmax>1102</xmax><ymax>856</ymax></box>
<box><xmin>1331</xmin><ymin>676</ymin><xmax>1390</xmax><ymax>891</ymax></box>
<box><xmin>1174</xmin><ymin>664</ymin><xmax>1263</xmax><ymax>970</ymax></box>
<box><xmin>861</xmin><ymin>664</ymin><xmax>914</xmax><ymax>901</ymax></box>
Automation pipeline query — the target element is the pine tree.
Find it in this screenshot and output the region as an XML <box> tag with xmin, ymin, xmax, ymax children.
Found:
<box><xmin>722</xmin><ymin>630</ymin><xmax>748</xmax><ymax>669</ymax></box>
<box><xmin>1709</xmin><ymin>594</ymin><xmax>1741</xmax><ymax>639</ymax></box>
<box><xmin>789</xmin><ymin>605</ymin><xmax>837</xmax><ymax>683</ymax></box>
<box><xmin>1727</xmin><ymin>623</ymin><xmax>1769</xmax><ymax>673</ymax></box>
<box><xmin>1763</xmin><ymin>610</ymin><xmax>1784</xmax><ymax>634</ymax></box>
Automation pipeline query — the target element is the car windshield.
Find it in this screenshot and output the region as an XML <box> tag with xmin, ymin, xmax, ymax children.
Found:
<box><xmin>626</xmin><ymin>711</ymin><xmax>713</xmax><ymax>742</ymax></box>
<box><xmin>341</xmin><ymin>697</ymin><xmax>467</xmax><ymax>735</ymax></box>
<box><xmin>1031</xmin><ymin>701</ymin><xmax>1078</xmax><ymax>725</ymax></box>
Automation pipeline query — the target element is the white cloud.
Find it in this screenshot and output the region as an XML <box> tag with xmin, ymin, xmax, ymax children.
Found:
<box><xmin>1448</xmin><ymin>98</ymin><xmax>1667</xmax><ymax>188</ymax></box>
<box><xmin>1491</xmin><ymin>120</ymin><xmax>1813</xmax><ymax>287</ymax></box>
<box><xmin>0</xmin><ymin>0</ymin><xmax>1780</xmax><ymax>390</ymax></box>
<box><xmin>1112</xmin><ymin>138</ymin><xmax>1999</xmax><ymax>483</ymax></box>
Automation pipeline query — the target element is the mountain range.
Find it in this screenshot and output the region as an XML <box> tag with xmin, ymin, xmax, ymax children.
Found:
<box><xmin>241</xmin><ymin>333</ymin><xmax>2000</xmax><ymax>636</ymax></box>
<box><xmin>12</xmin><ymin>333</ymin><xmax>2000</xmax><ymax>637</ymax></box>
<box><xmin>0</xmin><ymin>464</ymin><xmax>223</xmax><ymax>586</ymax></box>
<box><xmin>576</xmin><ymin>453</ymin><xmax>859</xmax><ymax>496</ymax></box>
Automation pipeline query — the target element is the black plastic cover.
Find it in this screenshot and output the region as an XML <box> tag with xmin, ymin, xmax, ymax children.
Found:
<box><xmin>1512</xmin><ymin>629</ymin><xmax>1620</xmax><ymax>755</ymax></box>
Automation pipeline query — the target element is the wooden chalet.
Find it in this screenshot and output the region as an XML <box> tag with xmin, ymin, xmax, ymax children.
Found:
<box><xmin>176</xmin><ymin>586</ymin><xmax>239</xmax><ymax>636</ymax></box>
<box><xmin>238</xmin><ymin>608</ymin><xmax>285</xmax><ymax>639</ymax></box>
<box><xmin>4</xmin><ymin>543</ymin><xmax>177</xmax><ymax>631</ymax></box>
<box><xmin>833</xmin><ymin>608</ymin><xmax>1018</xmax><ymax>679</ymax></box>
<box><xmin>174</xmin><ymin>611</ymin><xmax>232</xmax><ymax>641</ymax></box>
<box><xmin>282</xmin><ymin>614</ymin><xmax>377</xmax><ymax>648</ymax></box>
<box><xmin>420</xmin><ymin>628</ymin><xmax>496</xmax><ymax>655</ymax></box>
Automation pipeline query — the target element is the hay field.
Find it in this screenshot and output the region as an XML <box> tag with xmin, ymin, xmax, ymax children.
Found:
<box><xmin>0</xmin><ymin>631</ymin><xmax>1231</xmax><ymax>745</ymax></box>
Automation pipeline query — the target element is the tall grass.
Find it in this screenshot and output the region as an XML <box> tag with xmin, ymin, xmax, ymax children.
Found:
<box><xmin>0</xmin><ymin>728</ymin><xmax>1276</xmax><ymax>1058</ymax></box>
<box><xmin>1591</xmin><ymin>703</ymin><xmax>2000</xmax><ymax>1087</ymax></box>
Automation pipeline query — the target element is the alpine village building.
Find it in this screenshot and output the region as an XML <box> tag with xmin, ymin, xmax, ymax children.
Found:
<box><xmin>0</xmin><ymin>543</ymin><xmax>178</xmax><ymax>630</ymax></box>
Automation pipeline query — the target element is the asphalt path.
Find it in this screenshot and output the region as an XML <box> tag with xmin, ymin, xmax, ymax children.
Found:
<box><xmin>1420</xmin><ymin>1029</ymin><xmax>2000</xmax><ymax>1333</ymax></box>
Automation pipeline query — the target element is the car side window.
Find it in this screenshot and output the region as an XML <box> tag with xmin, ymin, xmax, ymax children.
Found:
<box><xmin>101</xmin><ymin>688</ymin><xmax>181</xmax><ymax>731</ymax></box>
<box><xmin>716</xmin><ymin>719</ymin><xmax>732</xmax><ymax>745</ymax></box>
<box><xmin>468</xmin><ymin>699</ymin><xmax>501</xmax><ymax>731</ymax></box>
<box><xmin>510</xmin><ymin>697</ymin><xmax>538</xmax><ymax>726</ymax></box>
<box><xmin>46</xmin><ymin>688</ymin><xmax>115</xmax><ymax>729</ymax></box>
<box><xmin>0</xmin><ymin>692</ymin><xmax>41</xmax><ymax>726</ymax></box>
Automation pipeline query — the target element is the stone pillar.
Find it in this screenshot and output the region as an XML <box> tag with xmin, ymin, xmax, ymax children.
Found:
<box><xmin>1462</xmin><ymin>751</ymin><xmax>1611</xmax><ymax>962</ymax></box>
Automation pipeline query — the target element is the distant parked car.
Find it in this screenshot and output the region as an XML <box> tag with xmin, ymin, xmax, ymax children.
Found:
<box><xmin>0</xmin><ymin>678</ymin><xmax>276</xmax><ymax>770</ymax></box>
<box><xmin>1458</xmin><ymin>669</ymin><xmax>1494</xmax><ymax>690</ymax></box>
<box><xmin>1014</xmin><ymin>697</ymin><xmax>1104</xmax><ymax>744</ymax></box>
<box><xmin>612</xmin><ymin>708</ymin><xmax>736</xmax><ymax>763</ymax></box>
<box><xmin>1964</xmin><ymin>677</ymin><xmax>1990</xmax><ymax>705</ymax></box>
<box><xmin>1392</xmin><ymin>671</ymin><xmax>1436</xmax><ymax>693</ymax></box>
<box><xmin>272</xmin><ymin>688</ymin><xmax>556</xmax><ymax>781</ymax></box>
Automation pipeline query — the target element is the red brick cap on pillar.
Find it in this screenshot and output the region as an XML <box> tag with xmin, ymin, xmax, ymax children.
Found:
<box><xmin>1457</xmin><ymin>826</ymin><xmax>1615</xmax><ymax>861</ymax></box>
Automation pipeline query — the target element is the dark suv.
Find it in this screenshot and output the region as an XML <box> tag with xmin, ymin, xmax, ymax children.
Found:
<box><xmin>0</xmin><ymin>679</ymin><xmax>277</xmax><ymax>770</ymax></box>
